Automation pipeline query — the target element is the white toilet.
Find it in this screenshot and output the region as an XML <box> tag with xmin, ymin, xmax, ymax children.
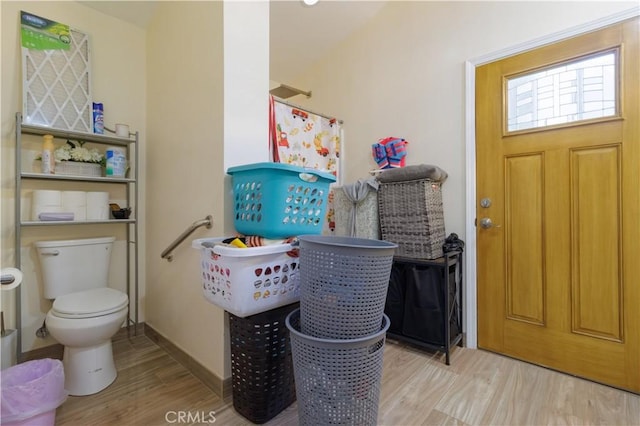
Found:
<box><xmin>35</xmin><ymin>236</ymin><xmax>128</xmax><ymax>396</ymax></box>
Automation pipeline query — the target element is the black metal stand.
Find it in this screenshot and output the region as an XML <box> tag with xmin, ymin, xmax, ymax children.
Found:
<box><xmin>384</xmin><ymin>251</ymin><xmax>463</xmax><ymax>365</ymax></box>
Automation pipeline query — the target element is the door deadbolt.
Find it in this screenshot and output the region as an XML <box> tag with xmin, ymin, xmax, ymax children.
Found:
<box><xmin>480</xmin><ymin>198</ymin><xmax>492</xmax><ymax>208</ymax></box>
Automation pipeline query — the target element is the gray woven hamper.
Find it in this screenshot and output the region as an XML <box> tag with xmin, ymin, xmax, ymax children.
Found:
<box><xmin>378</xmin><ymin>178</ymin><xmax>445</xmax><ymax>259</ymax></box>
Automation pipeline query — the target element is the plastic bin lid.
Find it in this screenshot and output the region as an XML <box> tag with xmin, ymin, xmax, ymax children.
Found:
<box><xmin>226</xmin><ymin>162</ymin><xmax>336</xmax><ymax>182</ymax></box>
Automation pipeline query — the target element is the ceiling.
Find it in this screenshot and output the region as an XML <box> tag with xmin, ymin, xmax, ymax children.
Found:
<box><xmin>269</xmin><ymin>1</ymin><xmax>386</xmax><ymax>83</ymax></box>
<box><xmin>77</xmin><ymin>1</ymin><xmax>386</xmax><ymax>83</ymax></box>
<box><xmin>77</xmin><ymin>1</ymin><xmax>159</xmax><ymax>29</ymax></box>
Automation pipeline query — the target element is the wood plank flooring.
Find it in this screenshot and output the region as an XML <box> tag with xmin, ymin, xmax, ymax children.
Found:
<box><xmin>55</xmin><ymin>335</ymin><xmax>640</xmax><ymax>425</ymax></box>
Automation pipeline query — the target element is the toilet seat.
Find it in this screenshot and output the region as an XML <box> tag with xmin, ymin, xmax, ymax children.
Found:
<box><xmin>52</xmin><ymin>288</ymin><xmax>128</xmax><ymax>319</ymax></box>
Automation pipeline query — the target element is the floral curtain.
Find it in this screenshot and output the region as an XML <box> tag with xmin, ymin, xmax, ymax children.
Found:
<box><xmin>269</xmin><ymin>96</ymin><xmax>341</xmax><ymax>233</ymax></box>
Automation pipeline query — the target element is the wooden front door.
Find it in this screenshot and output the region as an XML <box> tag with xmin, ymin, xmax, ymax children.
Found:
<box><xmin>476</xmin><ymin>18</ymin><xmax>639</xmax><ymax>392</ymax></box>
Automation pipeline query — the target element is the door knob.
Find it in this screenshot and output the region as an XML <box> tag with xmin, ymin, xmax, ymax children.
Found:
<box><xmin>479</xmin><ymin>217</ymin><xmax>500</xmax><ymax>229</ymax></box>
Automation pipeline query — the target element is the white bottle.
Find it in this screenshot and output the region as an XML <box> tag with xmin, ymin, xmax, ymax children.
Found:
<box><xmin>41</xmin><ymin>134</ymin><xmax>55</xmax><ymax>174</ymax></box>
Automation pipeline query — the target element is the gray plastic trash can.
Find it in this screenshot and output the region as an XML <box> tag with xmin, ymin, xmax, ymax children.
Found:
<box><xmin>298</xmin><ymin>235</ymin><xmax>397</xmax><ymax>339</ymax></box>
<box><xmin>1</xmin><ymin>358</ymin><xmax>67</xmax><ymax>426</ymax></box>
<box><xmin>287</xmin><ymin>308</ymin><xmax>390</xmax><ymax>426</ymax></box>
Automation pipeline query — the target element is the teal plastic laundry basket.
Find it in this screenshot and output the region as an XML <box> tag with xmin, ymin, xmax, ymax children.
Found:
<box><xmin>227</xmin><ymin>163</ymin><xmax>336</xmax><ymax>239</ymax></box>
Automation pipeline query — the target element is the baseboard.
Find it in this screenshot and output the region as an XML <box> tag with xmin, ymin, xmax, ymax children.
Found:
<box><xmin>21</xmin><ymin>342</ymin><xmax>64</xmax><ymax>362</ymax></box>
<box><xmin>144</xmin><ymin>324</ymin><xmax>232</xmax><ymax>400</ymax></box>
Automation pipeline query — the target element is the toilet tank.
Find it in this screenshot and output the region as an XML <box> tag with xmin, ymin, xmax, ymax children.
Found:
<box><xmin>35</xmin><ymin>236</ymin><xmax>115</xmax><ymax>299</ymax></box>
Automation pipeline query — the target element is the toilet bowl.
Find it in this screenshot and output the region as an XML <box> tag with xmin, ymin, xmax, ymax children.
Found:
<box><xmin>45</xmin><ymin>287</ymin><xmax>128</xmax><ymax>396</ymax></box>
<box><xmin>35</xmin><ymin>237</ymin><xmax>128</xmax><ymax>397</ymax></box>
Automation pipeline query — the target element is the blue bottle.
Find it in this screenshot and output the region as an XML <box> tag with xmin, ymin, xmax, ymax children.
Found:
<box><xmin>93</xmin><ymin>102</ymin><xmax>104</xmax><ymax>134</ymax></box>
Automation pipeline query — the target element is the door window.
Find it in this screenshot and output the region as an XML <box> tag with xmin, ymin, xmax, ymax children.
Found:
<box><xmin>506</xmin><ymin>50</ymin><xmax>618</xmax><ymax>133</ymax></box>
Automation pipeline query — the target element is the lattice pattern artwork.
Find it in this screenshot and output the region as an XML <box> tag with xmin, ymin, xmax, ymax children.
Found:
<box><xmin>22</xmin><ymin>29</ymin><xmax>92</xmax><ymax>132</ymax></box>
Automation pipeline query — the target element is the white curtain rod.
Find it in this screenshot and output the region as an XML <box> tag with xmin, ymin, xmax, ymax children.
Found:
<box><xmin>273</xmin><ymin>97</ymin><xmax>344</xmax><ymax>125</ymax></box>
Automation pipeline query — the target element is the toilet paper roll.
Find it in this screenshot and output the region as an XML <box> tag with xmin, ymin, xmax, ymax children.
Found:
<box><xmin>32</xmin><ymin>204</ymin><xmax>64</xmax><ymax>221</ymax></box>
<box><xmin>66</xmin><ymin>206</ymin><xmax>86</xmax><ymax>221</ymax></box>
<box><xmin>62</xmin><ymin>191</ymin><xmax>87</xmax><ymax>220</ymax></box>
<box><xmin>115</xmin><ymin>123</ymin><xmax>130</xmax><ymax>138</ymax></box>
<box><xmin>61</xmin><ymin>191</ymin><xmax>87</xmax><ymax>207</ymax></box>
<box><xmin>86</xmin><ymin>191</ymin><xmax>109</xmax><ymax>220</ymax></box>
<box><xmin>33</xmin><ymin>190</ymin><xmax>62</xmax><ymax>207</ymax></box>
<box><xmin>1</xmin><ymin>267</ymin><xmax>23</xmax><ymax>291</ymax></box>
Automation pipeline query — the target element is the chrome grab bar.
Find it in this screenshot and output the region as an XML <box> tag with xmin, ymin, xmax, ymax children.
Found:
<box><xmin>161</xmin><ymin>215</ymin><xmax>213</xmax><ymax>262</ymax></box>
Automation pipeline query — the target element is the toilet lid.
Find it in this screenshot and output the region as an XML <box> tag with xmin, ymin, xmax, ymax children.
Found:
<box><xmin>52</xmin><ymin>288</ymin><xmax>128</xmax><ymax>319</ymax></box>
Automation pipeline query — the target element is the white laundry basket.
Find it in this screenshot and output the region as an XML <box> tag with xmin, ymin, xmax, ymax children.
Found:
<box><xmin>192</xmin><ymin>238</ymin><xmax>300</xmax><ymax>317</ymax></box>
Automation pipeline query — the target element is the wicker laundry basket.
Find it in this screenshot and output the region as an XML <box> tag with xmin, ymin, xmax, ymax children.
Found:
<box><xmin>378</xmin><ymin>178</ymin><xmax>445</xmax><ymax>259</ymax></box>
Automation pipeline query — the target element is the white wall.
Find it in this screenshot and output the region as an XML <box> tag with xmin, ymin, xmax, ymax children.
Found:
<box><xmin>146</xmin><ymin>2</ymin><xmax>269</xmax><ymax>379</ymax></box>
<box><xmin>1</xmin><ymin>1</ymin><xmax>146</xmax><ymax>352</ymax></box>
<box><xmin>145</xmin><ymin>1</ymin><xmax>270</xmax><ymax>381</ymax></box>
<box><xmin>145</xmin><ymin>1</ymin><xmax>226</xmax><ymax>378</ymax></box>
<box><xmin>224</xmin><ymin>1</ymin><xmax>270</xmax><ymax>170</ymax></box>
<box><xmin>287</xmin><ymin>1</ymin><xmax>636</xmax><ymax>244</ymax></box>
<box><xmin>223</xmin><ymin>1</ymin><xmax>270</xmax><ymax>233</ymax></box>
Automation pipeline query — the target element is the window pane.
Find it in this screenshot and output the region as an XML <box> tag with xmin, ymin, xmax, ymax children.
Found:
<box><xmin>506</xmin><ymin>51</ymin><xmax>617</xmax><ymax>132</ymax></box>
